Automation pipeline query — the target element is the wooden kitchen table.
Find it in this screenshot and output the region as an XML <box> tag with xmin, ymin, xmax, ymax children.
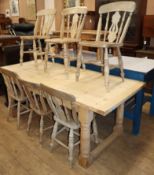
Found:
<box><xmin>2</xmin><ymin>60</ymin><xmax>144</xmax><ymax>168</ymax></box>
<box><xmin>79</xmin><ymin>52</ymin><xmax>154</xmax><ymax>135</ymax></box>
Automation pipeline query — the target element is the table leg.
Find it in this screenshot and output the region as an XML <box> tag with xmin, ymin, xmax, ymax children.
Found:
<box><xmin>150</xmin><ymin>85</ymin><xmax>154</xmax><ymax>116</ymax></box>
<box><xmin>78</xmin><ymin>104</ymin><xmax>124</xmax><ymax>168</ymax></box>
<box><xmin>78</xmin><ymin>107</ymin><xmax>94</xmax><ymax>168</ymax></box>
<box><xmin>113</xmin><ymin>104</ymin><xmax>124</xmax><ymax>133</ymax></box>
<box><xmin>132</xmin><ymin>89</ymin><xmax>144</xmax><ymax>135</ymax></box>
<box><xmin>89</xmin><ymin>104</ymin><xmax>124</xmax><ymax>165</ymax></box>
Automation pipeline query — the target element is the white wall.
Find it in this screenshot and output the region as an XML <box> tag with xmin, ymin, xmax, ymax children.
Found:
<box><xmin>45</xmin><ymin>0</ymin><xmax>54</xmax><ymax>9</ymax></box>
<box><xmin>44</xmin><ymin>0</ymin><xmax>55</xmax><ymax>31</ymax></box>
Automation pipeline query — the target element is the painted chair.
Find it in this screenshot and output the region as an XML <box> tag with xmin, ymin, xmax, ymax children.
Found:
<box><xmin>20</xmin><ymin>79</ymin><xmax>53</xmax><ymax>143</ymax></box>
<box><xmin>20</xmin><ymin>9</ymin><xmax>56</xmax><ymax>65</ymax></box>
<box><xmin>44</xmin><ymin>6</ymin><xmax>87</xmax><ymax>72</ymax></box>
<box><xmin>0</xmin><ymin>68</ymin><xmax>30</xmax><ymax>128</ymax></box>
<box><xmin>76</xmin><ymin>1</ymin><xmax>136</xmax><ymax>91</ymax></box>
<box><xmin>41</xmin><ymin>83</ymin><xmax>98</xmax><ymax>167</ymax></box>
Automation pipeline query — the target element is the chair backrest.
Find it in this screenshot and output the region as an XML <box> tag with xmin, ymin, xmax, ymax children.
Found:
<box><xmin>41</xmin><ymin>84</ymin><xmax>78</xmax><ymax>124</ymax></box>
<box><xmin>34</xmin><ymin>9</ymin><xmax>56</xmax><ymax>36</ymax></box>
<box><xmin>20</xmin><ymin>80</ymin><xmax>49</xmax><ymax>115</ymax></box>
<box><xmin>60</xmin><ymin>6</ymin><xmax>87</xmax><ymax>40</ymax></box>
<box><xmin>96</xmin><ymin>1</ymin><xmax>136</xmax><ymax>44</ymax></box>
<box><xmin>0</xmin><ymin>68</ymin><xmax>25</xmax><ymax>100</ymax></box>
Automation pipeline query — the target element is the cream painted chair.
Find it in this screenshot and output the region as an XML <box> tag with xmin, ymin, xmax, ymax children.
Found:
<box><xmin>20</xmin><ymin>80</ymin><xmax>53</xmax><ymax>143</ymax></box>
<box><xmin>44</xmin><ymin>6</ymin><xmax>88</xmax><ymax>72</ymax></box>
<box><xmin>0</xmin><ymin>68</ymin><xmax>30</xmax><ymax>128</ymax></box>
<box><xmin>41</xmin><ymin>84</ymin><xmax>98</xmax><ymax>167</ymax></box>
<box><xmin>76</xmin><ymin>1</ymin><xmax>136</xmax><ymax>90</ymax></box>
<box><xmin>20</xmin><ymin>9</ymin><xmax>56</xmax><ymax>65</ymax></box>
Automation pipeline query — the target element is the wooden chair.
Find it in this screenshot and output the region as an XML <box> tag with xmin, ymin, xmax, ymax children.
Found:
<box><xmin>20</xmin><ymin>80</ymin><xmax>53</xmax><ymax>143</ymax></box>
<box><xmin>41</xmin><ymin>84</ymin><xmax>98</xmax><ymax>167</ymax></box>
<box><xmin>76</xmin><ymin>1</ymin><xmax>136</xmax><ymax>90</ymax></box>
<box><xmin>44</xmin><ymin>6</ymin><xmax>87</xmax><ymax>72</ymax></box>
<box><xmin>20</xmin><ymin>9</ymin><xmax>56</xmax><ymax>65</ymax></box>
<box><xmin>0</xmin><ymin>68</ymin><xmax>30</xmax><ymax>128</ymax></box>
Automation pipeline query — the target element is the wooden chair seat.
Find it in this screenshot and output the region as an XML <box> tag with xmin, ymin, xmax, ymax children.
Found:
<box><xmin>20</xmin><ymin>35</ymin><xmax>50</xmax><ymax>40</ymax></box>
<box><xmin>46</xmin><ymin>38</ymin><xmax>79</xmax><ymax>44</ymax></box>
<box><xmin>79</xmin><ymin>40</ymin><xmax>123</xmax><ymax>48</ymax></box>
<box><xmin>54</xmin><ymin>115</ymin><xmax>80</xmax><ymax>130</ymax></box>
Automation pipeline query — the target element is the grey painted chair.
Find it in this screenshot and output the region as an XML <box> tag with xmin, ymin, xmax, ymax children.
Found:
<box><xmin>41</xmin><ymin>83</ymin><xmax>98</xmax><ymax>167</ymax></box>
<box><xmin>20</xmin><ymin>79</ymin><xmax>53</xmax><ymax>143</ymax></box>
<box><xmin>0</xmin><ymin>68</ymin><xmax>30</xmax><ymax>128</ymax></box>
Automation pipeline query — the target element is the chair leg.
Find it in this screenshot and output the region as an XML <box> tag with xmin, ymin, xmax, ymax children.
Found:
<box><xmin>20</xmin><ymin>39</ymin><xmax>24</xmax><ymax>65</ymax></box>
<box><xmin>33</xmin><ymin>39</ymin><xmax>37</xmax><ymax>64</ymax></box>
<box><xmin>97</xmin><ymin>48</ymin><xmax>104</xmax><ymax>61</ymax></box>
<box><xmin>76</xmin><ymin>45</ymin><xmax>82</xmax><ymax>81</ymax></box>
<box><xmin>68</xmin><ymin>129</ymin><xmax>74</xmax><ymax>168</ymax></box>
<box><xmin>27</xmin><ymin>110</ymin><xmax>33</xmax><ymax>134</ymax></box>
<box><xmin>8</xmin><ymin>97</ymin><xmax>13</xmax><ymax>121</ymax></box>
<box><xmin>52</xmin><ymin>57</ymin><xmax>55</xmax><ymax>63</ymax></box>
<box><xmin>104</xmin><ymin>47</ymin><xmax>109</xmax><ymax>91</ymax></box>
<box><xmin>40</xmin><ymin>115</ymin><xmax>44</xmax><ymax>143</ymax></box>
<box><xmin>38</xmin><ymin>39</ymin><xmax>43</xmax><ymax>61</ymax></box>
<box><xmin>117</xmin><ymin>47</ymin><xmax>124</xmax><ymax>82</ymax></box>
<box><xmin>92</xmin><ymin>117</ymin><xmax>99</xmax><ymax>144</ymax></box>
<box><xmin>99</xmin><ymin>48</ymin><xmax>104</xmax><ymax>75</ymax></box>
<box><xmin>63</xmin><ymin>43</ymin><xmax>69</xmax><ymax>74</ymax></box>
<box><xmin>25</xmin><ymin>99</ymin><xmax>29</xmax><ymax>107</ymax></box>
<box><xmin>50</xmin><ymin>121</ymin><xmax>59</xmax><ymax>151</ymax></box>
<box><xmin>50</xmin><ymin>45</ymin><xmax>55</xmax><ymax>63</ymax></box>
<box><xmin>44</xmin><ymin>43</ymin><xmax>49</xmax><ymax>71</ymax></box>
<box><xmin>17</xmin><ymin>101</ymin><xmax>21</xmax><ymax>129</ymax></box>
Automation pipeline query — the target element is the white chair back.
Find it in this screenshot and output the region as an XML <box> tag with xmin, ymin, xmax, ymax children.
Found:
<box><xmin>96</xmin><ymin>1</ymin><xmax>136</xmax><ymax>43</ymax></box>
<box><xmin>34</xmin><ymin>9</ymin><xmax>56</xmax><ymax>36</ymax></box>
<box><xmin>60</xmin><ymin>6</ymin><xmax>87</xmax><ymax>40</ymax></box>
<box><xmin>41</xmin><ymin>84</ymin><xmax>78</xmax><ymax>124</ymax></box>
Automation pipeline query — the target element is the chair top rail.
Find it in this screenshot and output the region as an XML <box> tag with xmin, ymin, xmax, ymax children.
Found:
<box><xmin>0</xmin><ymin>67</ymin><xmax>25</xmax><ymax>99</ymax></box>
<box><xmin>99</xmin><ymin>1</ymin><xmax>136</xmax><ymax>14</ymax></box>
<box><xmin>37</xmin><ymin>9</ymin><xmax>56</xmax><ymax>16</ymax></box>
<box><xmin>34</xmin><ymin>9</ymin><xmax>56</xmax><ymax>36</ymax></box>
<box><xmin>62</xmin><ymin>6</ymin><xmax>87</xmax><ymax>15</ymax></box>
<box><xmin>20</xmin><ymin>79</ymin><xmax>50</xmax><ymax>114</ymax></box>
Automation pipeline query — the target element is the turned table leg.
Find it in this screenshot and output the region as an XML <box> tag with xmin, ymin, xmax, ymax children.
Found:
<box><xmin>113</xmin><ymin>104</ymin><xmax>124</xmax><ymax>134</ymax></box>
<box><xmin>78</xmin><ymin>107</ymin><xmax>94</xmax><ymax>168</ymax></box>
